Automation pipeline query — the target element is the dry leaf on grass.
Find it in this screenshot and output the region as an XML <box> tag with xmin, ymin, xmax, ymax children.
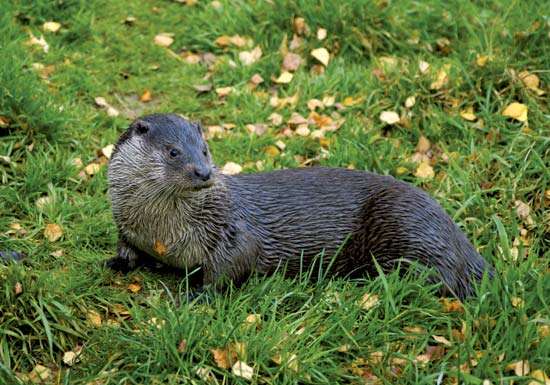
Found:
<box><xmin>432</xmin><ymin>335</ymin><xmax>452</xmax><ymax>346</ymax></box>
<box><xmin>418</xmin><ymin>60</ymin><xmax>430</xmax><ymax>74</ymax></box>
<box><xmin>26</xmin><ymin>33</ymin><xmax>49</xmax><ymax>53</ymax></box>
<box><xmin>416</xmin><ymin>135</ymin><xmax>431</xmax><ymax>153</ymax></box>
<box><xmin>311</xmin><ymin>47</ymin><xmax>330</xmax><ymax>66</ymax></box>
<box><xmin>274</xmin><ymin>71</ymin><xmax>293</xmax><ymax>84</ymax></box>
<box><xmin>317</xmin><ymin>28</ymin><xmax>327</xmax><ymax>40</ymax></box>
<box><xmin>415</xmin><ymin>162</ymin><xmax>434</xmax><ymax>179</ymax></box>
<box><xmin>358</xmin><ymin>293</ymin><xmax>380</xmax><ymax>310</ymax></box>
<box><xmin>43</xmin><ymin>21</ymin><xmax>61</xmax><ymax>32</ymax></box>
<box><xmin>221</xmin><ymin>162</ymin><xmax>242</xmax><ymax>175</ymax></box>
<box><xmin>239</xmin><ymin>46</ymin><xmax>262</xmax><ymax>66</ymax></box>
<box><xmin>379</xmin><ymin>111</ymin><xmax>400</xmax><ymax>125</ymax></box>
<box><xmin>215</xmin><ymin>86</ymin><xmax>234</xmax><ymax>97</ymax></box>
<box><xmin>232</xmin><ymin>361</ymin><xmax>254</xmax><ymax>380</ymax></box>
<box><xmin>44</xmin><ymin>224</ymin><xmax>63</xmax><ymax>242</ymax></box>
<box><xmin>506</xmin><ymin>360</ymin><xmax>530</xmax><ymax>376</ymax></box>
<box><xmin>140</xmin><ymin>90</ymin><xmax>152</xmax><ymax>102</ymax></box>
<box><xmin>460</xmin><ymin>106</ymin><xmax>477</xmax><ymax>121</ymax></box>
<box><xmin>502</xmin><ymin>102</ymin><xmax>528</xmax><ymax>122</ymax></box>
<box><xmin>405</xmin><ymin>96</ymin><xmax>416</xmax><ymax>108</ymax></box>
<box><xmin>128</xmin><ymin>283</ymin><xmax>142</xmax><ymax>293</ymax></box>
<box><xmin>87</xmin><ymin>310</ymin><xmax>102</xmax><ymax>327</ymax></box>
<box><xmin>282</xmin><ymin>52</ymin><xmax>302</xmax><ymax>72</ymax></box>
<box><xmin>154</xmin><ymin>33</ymin><xmax>174</xmax><ymax>47</ymax></box>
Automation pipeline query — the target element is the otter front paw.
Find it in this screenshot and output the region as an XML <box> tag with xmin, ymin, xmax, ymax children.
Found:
<box><xmin>106</xmin><ymin>240</ymin><xmax>141</xmax><ymax>273</ymax></box>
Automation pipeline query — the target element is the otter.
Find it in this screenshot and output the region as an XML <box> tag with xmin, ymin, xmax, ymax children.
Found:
<box><xmin>107</xmin><ymin>113</ymin><xmax>492</xmax><ymax>299</ymax></box>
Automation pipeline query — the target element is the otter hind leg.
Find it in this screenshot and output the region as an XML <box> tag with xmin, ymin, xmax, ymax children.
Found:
<box><xmin>106</xmin><ymin>236</ymin><xmax>155</xmax><ymax>272</ymax></box>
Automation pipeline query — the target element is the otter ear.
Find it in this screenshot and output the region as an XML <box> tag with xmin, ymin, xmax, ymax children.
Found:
<box><xmin>132</xmin><ymin>120</ymin><xmax>150</xmax><ymax>135</ymax></box>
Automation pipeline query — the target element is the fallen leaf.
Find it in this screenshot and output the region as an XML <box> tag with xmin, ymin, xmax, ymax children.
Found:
<box><xmin>87</xmin><ymin>310</ymin><xmax>102</xmax><ymax>327</ymax></box>
<box><xmin>154</xmin><ymin>33</ymin><xmax>174</xmax><ymax>47</ymax></box>
<box><xmin>418</xmin><ymin>60</ymin><xmax>430</xmax><ymax>74</ymax></box>
<box><xmin>288</xmin><ymin>113</ymin><xmax>307</xmax><ymax>126</ymax></box>
<box><xmin>282</xmin><ymin>52</ymin><xmax>302</xmax><ymax>72</ymax></box>
<box><xmin>215</xmin><ymin>34</ymin><xmax>248</xmax><ymax>47</ymax></box>
<box><xmin>269</xmin><ymin>113</ymin><xmax>283</xmax><ymax>126</ymax></box>
<box><xmin>405</xmin><ymin>96</ymin><xmax>416</xmax><ymax>108</ymax></box>
<box><xmin>239</xmin><ymin>46</ymin><xmax>262</xmax><ymax>66</ymax></box>
<box><xmin>26</xmin><ymin>33</ymin><xmax>49</xmax><ymax>53</ymax></box>
<box><xmin>295</xmin><ymin>125</ymin><xmax>310</xmax><ymax>136</ymax></box>
<box><xmin>250</xmin><ymin>73</ymin><xmax>264</xmax><ymax>86</ymax></box>
<box><xmin>43</xmin><ymin>21</ymin><xmax>61</xmax><ymax>32</ymax></box>
<box><xmin>530</xmin><ymin>370</ymin><xmax>550</xmax><ymax>385</ymax></box>
<box><xmin>101</xmin><ymin>144</ymin><xmax>115</xmax><ymax>159</ymax></box>
<box><xmin>311</xmin><ymin>47</ymin><xmax>330</xmax><ymax>66</ymax></box>
<box><xmin>36</xmin><ymin>195</ymin><xmax>54</xmax><ymax>210</ymax></box>
<box><xmin>193</xmin><ymin>83</ymin><xmax>213</xmax><ymax>93</ymax></box>
<box><xmin>221</xmin><ymin>162</ymin><xmax>242</xmax><ymax>175</ymax></box>
<box><xmin>140</xmin><ymin>90</ymin><xmax>152</xmax><ymax>102</ymax></box>
<box><xmin>514</xmin><ymin>200</ymin><xmax>531</xmax><ymax>220</ymax></box>
<box><xmin>430</xmin><ymin>65</ymin><xmax>450</xmax><ymax>90</ymax></box>
<box><xmin>14</xmin><ymin>282</ymin><xmax>23</xmax><ymax>295</ymax></box>
<box><xmin>94</xmin><ymin>97</ymin><xmax>119</xmax><ymax>117</ymax></box>
<box><xmin>44</xmin><ymin>224</ymin><xmax>63</xmax><ymax>242</ymax></box>
<box><xmin>379</xmin><ymin>110</ymin><xmax>400</xmax><ymax>125</ymax></box>
<box><xmin>211</xmin><ymin>348</ymin><xmax>232</xmax><ymax>369</ymax></box>
<box><xmin>128</xmin><ymin>283</ymin><xmax>142</xmax><ymax>293</ymax></box>
<box><xmin>502</xmin><ymin>102</ymin><xmax>528</xmax><ymax>122</ymax></box>
<box><xmin>244</xmin><ymin>314</ymin><xmax>261</xmax><ymax>327</ymax></box>
<box><xmin>416</xmin><ymin>135</ymin><xmax>431</xmax><ymax>153</ymax></box>
<box><xmin>317</xmin><ymin>28</ymin><xmax>327</xmax><ymax>40</ymax></box>
<box><xmin>506</xmin><ymin>360</ymin><xmax>530</xmax><ymax>376</ymax></box>
<box><xmin>63</xmin><ymin>349</ymin><xmax>81</xmax><ymax>366</ymax></box>
<box><xmin>519</xmin><ymin>71</ymin><xmax>545</xmax><ymax>95</ymax></box>
<box><xmin>84</xmin><ymin>162</ymin><xmax>101</xmax><ymax>176</ymax></box>
<box><xmin>275</xmin><ymin>140</ymin><xmax>286</xmax><ymax>151</ymax></box>
<box><xmin>432</xmin><ymin>335</ymin><xmax>452</xmax><ymax>346</ymax></box>
<box><xmin>476</xmin><ymin>54</ymin><xmax>490</xmax><ymax>67</ymax></box>
<box><xmin>246</xmin><ymin>123</ymin><xmax>267</xmax><ymax>136</ymax></box>
<box><xmin>232</xmin><ymin>361</ymin><xmax>253</xmax><ymax>380</ymax></box>
<box><xmin>293</xmin><ymin>17</ymin><xmax>309</xmax><ymax>36</ymax></box>
<box><xmin>460</xmin><ymin>106</ymin><xmax>477</xmax><ymax>121</ymax></box>
<box><xmin>415</xmin><ymin>162</ymin><xmax>434</xmax><ymax>179</ymax></box>
<box><xmin>307</xmin><ymin>98</ymin><xmax>324</xmax><ymax>110</ymax></box>
<box><xmin>274</xmin><ymin>71</ymin><xmax>293</xmax><ymax>84</ymax></box>
<box><xmin>358</xmin><ymin>293</ymin><xmax>380</xmax><ymax>310</ymax></box>
<box><xmin>215</xmin><ymin>86</ymin><xmax>234</xmax><ymax>97</ymax></box>
<box><xmin>511</xmin><ymin>296</ymin><xmax>524</xmax><ymax>308</ymax></box>
<box><xmin>178</xmin><ymin>340</ymin><xmax>187</xmax><ymax>353</ymax></box>
<box><xmin>29</xmin><ymin>365</ymin><xmax>51</xmax><ymax>382</ymax></box>
<box><xmin>264</xmin><ymin>145</ymin><xmax>280</xmax><ymax>157</ymax></box>
<box><xmin>440</xmin><ymin>298</ymin><xmax>464</xmax><ymax>312</ymax></box>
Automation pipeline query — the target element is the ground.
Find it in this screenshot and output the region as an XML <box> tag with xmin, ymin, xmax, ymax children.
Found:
<box><xmin>0</xmin><ymin>0</ymin><xmax>549</xmax><ymax>384</ymax></box>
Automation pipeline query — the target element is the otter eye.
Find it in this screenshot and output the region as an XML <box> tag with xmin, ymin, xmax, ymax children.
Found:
<box><xmin>202</xmin><ymin>148</ymin><xmax>208</xmax><ymax>157</ymax></box>
<box><xmin>169</xmin><ymin>148</ymin><xmax>180</xmax><ymax>158</ymax></box>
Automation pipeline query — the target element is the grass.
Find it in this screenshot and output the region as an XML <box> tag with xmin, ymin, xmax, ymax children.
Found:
<box><xmin>0</xmin><ymin>0</ymin><xmax>549</xmax><ymax>383</ymax></box>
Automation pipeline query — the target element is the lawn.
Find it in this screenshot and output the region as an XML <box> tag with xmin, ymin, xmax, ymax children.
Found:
<box><xmin>0</xmin><ymin>0</ymin><xmax>549</xmax><ymax>384</ymax></box>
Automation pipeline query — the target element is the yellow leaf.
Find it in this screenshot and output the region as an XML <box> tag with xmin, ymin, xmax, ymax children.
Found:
<box><xmin>101</xmin><ymin>144</ymin><xmax>115</xmax><ymax>159</ymax></box>
<box><xmin>475</xmin><ymin>54</ymin><xmax>490</xmax><ymax>67</ymax></box>
<box><xmin>154</xmin><ymin>33</ymin><xmax>174</xmax><ymax>47</ymax></box>
<box><xmin>43</xmin><ymin>21</ymin><xmax>61</xmax><ymax>33</ymax></box>
<box><xmin>232</xmin><ymin>361</ymin><xmax>254</xmax><ymax>380</ymax></box>
<box><xmin>460</xmin><ymin>106</ymin><xmax>477</xmax><ymax>121</ymax></box>
<box><xmin>502</xmin><ymin>102</ymin><xmax>528</xmax><ymax>122</ymax></box>
<box><xmin>264</xmin><ymin>145</ymin><xmax>280</xmax><ymax>157</ymax></box>
<box><xmin>128</xmin><ymin>283</ymin><xmax>142</xmax><ymax>293</ymax></box>
<box><xmin>358</xmin><ymin>293</ymin><xmax>379</xmax><ymax>310</ymax></box>
<box><xmin>311</xmin><ymin>47</ymin><xmax>330</xmax><ymax>66</ymax></box>
<box><xmin>530</xmin><ymin>369</ymin><xmax>550</xmax><ymax>385</ymax></box>
<box><xmin>379</xmin><ymin>110</ymin><xmax>400</xmax><ymax>125</ymax></box>
<box><xmin>269</xmin><ymin>113</ymin><xmax>283</xmax><ymax>126</ymax></box>
<box><xmin>511</xmin><ymin>296</ymin><xmax>524</xmax><ymax>308</ymax></box>
<box><xmin>84</xmin><ymin>162</ymin><xmax>102</xmax><ymax>176</ymax></box>
<box><xmin>87</xmin><ymin>310</ymin><xmax>102</xmax><ymax>327</ymax></box>
<box><xmin>221</xmin><ymin>162</ymin><xmax>242</xmax><ymax>175</ymax></box>
<box><xmin>29</xmin><ymin>365</ymin><xmax>51</xmax><ymax>382</ymax></box>
<box><xmin>415</xmin><ymin>162</ymin><xmax>434</xmax><ymax>179</ymax></box>
<box><xmin>140</xmin><ymin>90</ymin><xmax>152</xmax><ymax>102</ymax></box>
<box><xmin>274</xmin><ymin>71</ymin><xmax>293</xmax><ymax>84</ymax></box>
<box><xmin>317</xmin><ymin>28</ymin><xmax>327</xmax><ymax>40</ymax></box>
<box><xmin>430</xmin><ymin>65</ymin><xmax>450</xmax><ymax>90</ymax></box>
<box><xmin>295</xmin><ymin>125</ymin><xmax>310</xmax><ymax>137</ymax></box>
<box><xmin>506</xmin><ymin>360</ymin><xmax>530</xmax><ymax>376</ymax></box>
<box><xmin>44</xmin><ymin>223</ymin><xmax>63</xmax><ymax>242</ymax></box>
<box><xmin>26</xmin><ymin>32</ymin><xmax>49</xmax><ymax>53</ymax></box>
<box><xmin>418</xmin><ymin>60</ymin><xmax>430</xmax><ymax>74</ymax></box>
<box><xmin>519</xmin><ymin>71</ymin><xmax>545</xmax><ymax>95</ymax></box>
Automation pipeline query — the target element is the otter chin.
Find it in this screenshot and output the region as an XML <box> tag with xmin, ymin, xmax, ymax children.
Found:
<box><xmin>107</xmin><ymin>113</ymin><xmax>493</xmax><ymax>300</ymax></box>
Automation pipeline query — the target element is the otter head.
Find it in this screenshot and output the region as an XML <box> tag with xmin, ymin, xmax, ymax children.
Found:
<box><xmin>109</xmin><ymin>114</ymin><xmax>215</xmax><ymax>194</ymax></box>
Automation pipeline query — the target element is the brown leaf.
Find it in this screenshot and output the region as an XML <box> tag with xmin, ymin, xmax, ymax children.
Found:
<box><xmin>211</xmin><ymin>348</ymin><xmax>232</xmax><ymax>369</ymax></box>
<box><xmin>414</xmin><ymin>162</ymin><xmax>434</xmax><ymax>179</ymax></box>
<box><xmin>44</xmin><ymin>224</ymin><xmax>63</xmax><ymax>242</ymax></box>
<box><xmin>140</xmin><ymin>90</ymin><xmax>152</xmax><ymax>102</ymax></box>
<box><xmin>282</xmin><ymin>52</ymin><xmax>302</xmax><ymax>72</ymax></box>
<box><xmin>215</xmin><ymin>86</ymin><xmax>234</xmax><ymax>97</ymax></box>
<box><xmin>250</xmin><ymin>73</ymin><xmax>264</xmax><ymax>86</ymax></box>
<box><xmin>128</xmin><ymin>283</ymin><xmax>142</xmax><ymax>293</ymax></box>
<box><xmin>87</xmin><ymin>310</ymin><xmax>102</xmax><ymax>327</ymax></box>
<box><xmin>293</xmin><ymin>17</ymin><xmax>309</xmax><ymax>36</ymax></box>
<box><xmin>415</xmin><ymin>135</ymin><xmax>431</xmax><ymax>153</ymax></box>
<box><xmin>193</xmin><ymin>83</ymin><xmax>213</xmax><ymax>93</ymax></box>
<box><xmin>440</xmin><ymin>298</ymin><xmax>464</xmax><ymax>312</ymax></box>
<box><xmin>14</xmin><ymin>282</ymin><xmax>23</xmax><ymax>295</ymax></box>
<box><xmin>432</xmin><ymin>335</ymin><xmax>452</xmax><ymax>346</ymax></box>
<box><xmin>239</xmin><ymin>46</ymin><xmax>262</xmax><ymax>66</ymax></box>
<box><xmin>178</xmin><ymin>340</ymin><xmax>187</xmax><ymax>353</ymax></box>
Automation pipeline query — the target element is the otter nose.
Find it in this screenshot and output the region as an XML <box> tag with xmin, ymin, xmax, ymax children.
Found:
<box><xmin>194</xmin><ymin>167</ymin><xmax>211</xmax><ymax>181</ymax></box>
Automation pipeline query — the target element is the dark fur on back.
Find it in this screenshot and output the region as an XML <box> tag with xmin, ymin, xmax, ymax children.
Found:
<box><xmin>108</xmin><ymin>114</ymin><xmax>492</xmax><ymax>299</ymax></box>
